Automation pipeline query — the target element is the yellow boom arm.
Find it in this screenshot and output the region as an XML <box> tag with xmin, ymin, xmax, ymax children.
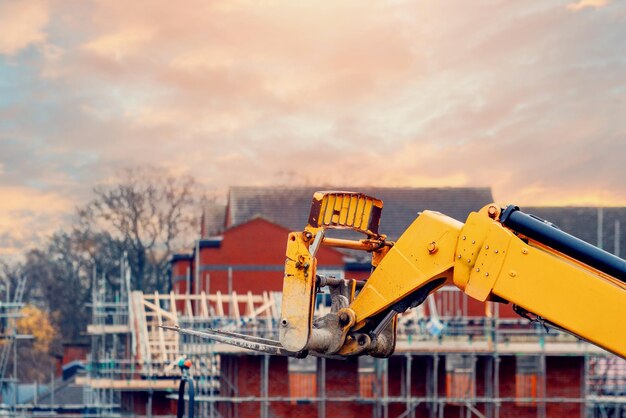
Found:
<box><xmin>279</xmin><ymin>192</ymin><xmax>626</xmax><ymax>359</ymax></box>
<box><xmin>164</xmin><ymin>191</ymin><xmax>626</xmax><ymax>360</ymax></box>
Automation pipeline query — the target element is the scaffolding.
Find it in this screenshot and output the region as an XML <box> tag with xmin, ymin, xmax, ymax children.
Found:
<box><xmin>26</xmin><ymin>256</ymin><xmax>604</xmax><ymax>418</ymax></box>
<box><xmin>80</xmin><ymin>262</ymin><xmax>283</xmax><ymax>416</ymax></box>
<box><xmin>0</xmin><ymin>273</ymin><xmax>31</xmax><ymax>413</ymax></box>
<box><xmin>76</xmin><ymin>279</ymin><xmax>626</xmax><ymax>417</ymax></box>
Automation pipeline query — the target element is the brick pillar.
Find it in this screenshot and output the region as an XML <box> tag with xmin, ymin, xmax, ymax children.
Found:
<box><xmin>324</xmin><ymin>357</ymin><xmax>371</xmax><ymax>418</ymax></box>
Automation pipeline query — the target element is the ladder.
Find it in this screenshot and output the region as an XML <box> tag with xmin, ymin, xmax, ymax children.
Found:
<box><xmin>0</xmin><ymin>275</ymin><xmax>27</xmax><ymax>382</ymax></box>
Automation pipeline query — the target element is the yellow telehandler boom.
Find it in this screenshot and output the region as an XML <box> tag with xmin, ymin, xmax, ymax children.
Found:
<box><xmin>163</xmin><ymin>191</ymin><xmax>626</xmax><ymax>360</ymax></box>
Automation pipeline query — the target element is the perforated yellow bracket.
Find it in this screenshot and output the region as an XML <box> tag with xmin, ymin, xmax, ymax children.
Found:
<box><xmin>279</xmin><ymin>191</ymin><xmax>385</xmax><ymax>352</ymax></box>
<box><xmin>453</xmin><ymin>211</ymin><xmax>513</xmax><ymax>301</ymax></box>
<box><xmin>307</xmin><ymin>191</ymin><xmax>383</xmax><ymax>236</ymax></box>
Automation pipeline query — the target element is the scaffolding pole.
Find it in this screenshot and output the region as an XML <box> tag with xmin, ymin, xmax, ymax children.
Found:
<box><xmin>318</xmin><ymin>357</ymin><xmax>326</xmax><ymax>418</ymax></box>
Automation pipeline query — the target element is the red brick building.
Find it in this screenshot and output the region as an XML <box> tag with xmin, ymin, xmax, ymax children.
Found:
<box><xmin>172</xmin><ymin>186</ymin><xmax>494</xmax><ymax>301</ymax></box>
<box><xmin>171</xmin><ymin>216</ymin><xmax>356</xmax><ymax>298</ymax></box>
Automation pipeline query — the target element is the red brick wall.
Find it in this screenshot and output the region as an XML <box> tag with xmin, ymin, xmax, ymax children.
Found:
<box><xmin>347</xmin><ymin>270</ymin><xmax>371</xmax><ymax>281</ymax></box>
<box><xmin>218</xmin><ymin>353</ymin><xmax>585</xmax><ymax>418</ymax></box>
<box><xmin>121</xmin><ymin>391</ymin><xmax>177</xmax><ymax>416</ymax></box>
<box><xmin>235</xmin><ymin>355</ymin><xmax>262</xmax><ymax>417</ymax></box>
<box><xmin>218</xmin><ymin>355</ymin><xmax>318</xmax><ymax>418</ymax></box>
<box><xmin>219</xmin><ymin>355</ymin><xmax>374</xmax><ymax>418</ymax></box>
<box><xmin>62</xmin><ymin>344</ymin><xmax>89</xmax><ymax>366</ymax></box>
<box><xmin>171</xmin><ymin>257</ymin><xmax>191</xmax><ymax>282</ymax></box>
<box><xmin>387</xmin><ymin>354</ymin><xmax>583</xmax><ymax>418</ymax></box>
<box><xmin>198</xmin><ymin>218</ymin><xmax>345</xmax><ymax>295</ymax></box>
<box><xmin>172</xmin><ymin>216</ymin><xmax>376</xmax><ymax>301</ymax></box>
<box><xmin>497</xmin><ymin>355</ymin><xmax>583</xmax><ymax>418</ymax></box>
<box><xmin>499</xmin><ymin>355</ymin><xmax>541</xmax><ymax>418</ymax></box>
<box><xmin>268</xmin><ymin>357</ymin><xmax>310</xmax><ymax>417</ymax></box>
<box><xmin>171</xmin><ymin>258</ymin><xmax>191</xmax><ymax>293</ymax></box>
<box><xmin>171</xmin><ymin>257</ymin><xmax>191</xmax><ymax>311</ymax></box>
<box><xmin>324</xmin><ymin>358</ymin><xmax>371</xmax><ymax>418</ymax></box>
<box><xmin>546</xmin><ymin>356</ymin><xmax>583</xmax><ymax>417</ymax></box>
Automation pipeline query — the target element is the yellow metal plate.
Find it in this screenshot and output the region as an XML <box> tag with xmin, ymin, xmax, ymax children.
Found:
<box><xmin>454</xmin><ymin>212</ymin><xmax>512</xmax><ymax>301</ymax></box>
<box><xmin>279</xmin><ymin>232</ymin><xmax>317</xmax><ymax>351</ymax></box>
<box><xmin>307</xmin><ymin>191</ymin><xmax>383</xmax><ymax>236</ymax></box>
<box><xmin>349</xmin><ymin>211</ymin><xmax>462</xmax><ymax>326</ymax></box>
<box><xmin>492</xmin><ymin>238</ymin><xmax>626</xmax><ymax>358</ymax></box>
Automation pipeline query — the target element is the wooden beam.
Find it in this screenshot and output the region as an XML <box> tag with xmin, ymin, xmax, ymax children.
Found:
<box><xmin>201</xmin><ymin>291</ymin><xmax>209</xmax><ymax>318</ymax></box>
<box><xmin>232</xmin><ymin>291</ymin><xmax>240</xmax><ymax>320</ymax></box>
<box><xmin>216</xmin><ymin>291</ymin><xmax>224</xmax><ymax>316</ymax></box>
<box><xmin>76</xmin><ymin>377</ymin><xmax>179</xmax><ymax>390</ymax></box>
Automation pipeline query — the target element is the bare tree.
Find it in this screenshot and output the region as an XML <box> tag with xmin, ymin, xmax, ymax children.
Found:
<box><xmin>80</xmin><ymin>167</ymin><xmax>200</xmax><ymax>291</ymax></box>
<box><xmin>21</xmin><ymin>233</ymin><xmax>92</xmax><ymax>343</ymax></box>
<box><xmin>0</xmin><ymin>166</ymin><xmax>202</xmax><ymax>384</ymax></box>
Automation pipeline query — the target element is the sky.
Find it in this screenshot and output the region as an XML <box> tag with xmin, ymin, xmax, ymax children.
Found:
<box><xmin>0</xmin><ymin>0</ymin><xmax>625</xmax><ymax>257</ymax></box>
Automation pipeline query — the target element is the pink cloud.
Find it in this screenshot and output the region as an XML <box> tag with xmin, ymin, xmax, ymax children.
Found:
<box><xmin>0</xmin><ymin>186</ymin><xmax>71</xmax><ymax>258</ymax></box>
<box><xmin>0</xmin><ymin>0</ymin><xmax>49</xmax><ymax>55</ymax></box>
<box><xmin>1</xmin><ymin>0</ymin><xmax>626</xmax><ymax>257</ymax></box>
<box><xmin>567</xmin><ymin>0</ymin><xmax>611</xmax><ymax>11</ymax></box>
<box><xmin>82</xmin><ymin>26</ymin><xmax>154</xmax><ymax>60</ymax></box>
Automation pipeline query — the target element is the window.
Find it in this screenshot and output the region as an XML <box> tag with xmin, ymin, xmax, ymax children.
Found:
<box><xmin>446</xmin><ymin>354</ymin><xmax>475</xmax><ymax>402</ymax></box>
<box><xmin>515</xmin><ymin>356</ymin><xmax>545</xmax><ymax>406</ymax></box>
<box><xmin>288</xmin><ymin>357</ymin><xmax>317</xmax><ymax>403</ymax></box>
<box><xmin>358</xmin><ymin>357</ymin><xmax>376</xmax><ymax>398</ymax></box>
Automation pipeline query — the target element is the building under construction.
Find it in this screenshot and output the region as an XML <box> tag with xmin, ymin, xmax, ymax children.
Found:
<box><xmin>0</xmin><ymin>274</ymin><xmax>30</xmax><ymax>414</ymax></box>
<box><xmin>53</xmin><ymin>187</ymin><xmax>626</xmax><ymax>416</ymax></box>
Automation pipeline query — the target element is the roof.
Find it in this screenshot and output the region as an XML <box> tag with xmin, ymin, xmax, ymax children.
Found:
<box><xmin>224</xmin><ymin>186</ymin><xmax>495</xmax><ymax>241</ymax></box>
<box><xmin>202</xmin><ymin>201</ymin><xmax>227</xmax><ymax>237</ymax></box>
<box><xmin>28</xmin><ymin>374</ymin><xmax>87</xmax><ymax>406</ymax></box>
<box><xmin>521</xmin><ymin>206</ymin><xmax>626</xmax><ymax>257</ymax></box>
<box><xmin>199</xmin><ymin>186</ymin><xmax>626</xmax><ymax>264</ymax></box>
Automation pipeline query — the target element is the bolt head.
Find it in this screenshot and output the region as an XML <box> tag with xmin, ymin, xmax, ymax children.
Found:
<box><xmin>338</xmin><ymin>312</ymin><xmax>351</xmax><ymax>327</ymax></box>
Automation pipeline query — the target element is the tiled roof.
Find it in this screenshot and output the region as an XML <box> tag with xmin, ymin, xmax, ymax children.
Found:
<box><xmin>202</xmin><ymin>186</ymin><xmax>626</xmax><ymax>262</ymax></box>
<box><xmin>33</xmin><ymin>374</ymin><xmax>86</xmax><ymax>406</ymax></box>
<box><xmin>225</xmin><ymin>186</ymin><xmax>495</xmax><ymax>241</ymax></box>
<box><xmin>521</xmin><ymin>206</ymin><xmax>626</xmax><ymax>257</ymax></box>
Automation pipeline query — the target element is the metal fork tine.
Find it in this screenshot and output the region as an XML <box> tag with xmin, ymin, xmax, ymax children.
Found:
<box><xmin>160</xmin><ymin>324</ymin><xmax>347</xmax><ymax>360</ymax></box>
<box><xmin>181</xmin><ymin>326</ymin><xmax>284</xmax><ymax>347</ymax></box>
<box><xmin>160</xmin><ymin>324</ymin><xmax>296</xmax><ymax>356</ymax></box>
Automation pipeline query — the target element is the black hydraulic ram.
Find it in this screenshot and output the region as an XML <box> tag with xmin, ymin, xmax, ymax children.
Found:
<box><xmin>500</xmin><ymin>205</ymin><xmax>626</xmax><ymax>283</ymax></box>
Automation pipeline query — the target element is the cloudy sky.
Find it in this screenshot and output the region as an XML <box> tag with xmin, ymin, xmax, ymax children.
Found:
<box><xmin>0</xmin><ymin>0</ymin><xmax>625</xmax><ymax>257</ymax></box>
